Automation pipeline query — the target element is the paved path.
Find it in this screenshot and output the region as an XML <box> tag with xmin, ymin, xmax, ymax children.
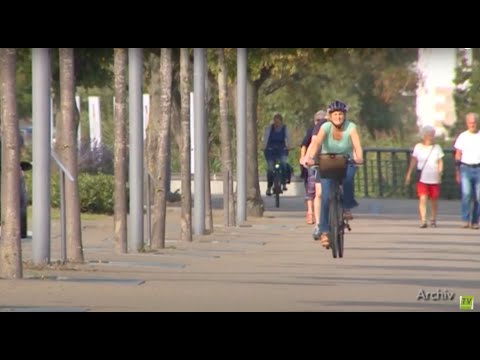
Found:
<box><xmin>1</xmin><ymin>197</ymin><xmax>479</xmax><ymax>312</ymax></box>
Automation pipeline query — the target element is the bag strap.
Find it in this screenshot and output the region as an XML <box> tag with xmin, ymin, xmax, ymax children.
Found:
<box><xmin>420</xmin><ymin>145</ymin><xmax>435</xmax><ymax>171</ymax></box>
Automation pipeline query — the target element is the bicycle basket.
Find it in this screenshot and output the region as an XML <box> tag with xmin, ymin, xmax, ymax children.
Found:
<box><xmin>317</xmin><ymin>153</ymin><xmax>348</xmax><ymax>180</ymax></box>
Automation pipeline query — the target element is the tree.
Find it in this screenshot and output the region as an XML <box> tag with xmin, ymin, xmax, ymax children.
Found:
<box><xmin>57</xmin><ymin>48</ymin><xmax>83</xmax><ymax>263</ymax></box>
<box><xmin>179</xmin><ymin>48</ymin><xmax>192</xmax><ymax>241</ymax></box>
<box><xmin>113</xmin><ymin>49</ymin><xmax>128</xmax><ymax>253</ymax></box>
<box><xmin>453</xmin><ymin>48</ymin><xmax>480</xmax><ymax>138</ymax></box>
<box><xmin>217</xmin><ymin>48</ymin><xmax>235</xmax><ymax>226</ymax></box>
<box><xmin>0</xmin><ymin>48</ymin><xmax>23</xmax><ymax>279</ymax></box>
<box><xmin>146</xmin><ymin>49</ymin><xmax>173</xmax><ymax>249</ymax></box>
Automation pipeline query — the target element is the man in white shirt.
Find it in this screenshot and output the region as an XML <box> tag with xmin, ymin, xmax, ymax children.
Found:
<box><xmin>454</xmin><ymin>112</ymin><xmax>480</xmax><ymax>229</ymax></box>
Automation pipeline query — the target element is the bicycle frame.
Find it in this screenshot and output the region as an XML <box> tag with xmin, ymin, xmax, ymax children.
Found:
<box><xmin>314</xmin><ymin>153</ymin><xmax>352</xmax><ymax>258</ymax></box>
<box><xmin>328</xmin><ymin>178</ymin><xmax>351</xmax><ymax>258</ymax></box>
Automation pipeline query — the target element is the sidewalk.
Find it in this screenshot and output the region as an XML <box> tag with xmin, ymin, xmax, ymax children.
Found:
<box><xmin>1</xmin><ymin>197</ymin><xmax>479</xmax><ymax>312</ymax></box>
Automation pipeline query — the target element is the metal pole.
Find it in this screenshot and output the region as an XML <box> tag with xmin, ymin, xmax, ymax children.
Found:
<box><xmin>128</xmin><ymin>48</ymin><xmax>144</xmax><ymax>252</ymax></box>
<box><xmin>32</xmin><ymin>48</ymin><xmax>51</xmax><ymax>265</ymax></box>
<box><xmin>236</xmin><ymin>48</ymin><xmax>247</xmax><ymax>224</ymax></box>
<box><xmin>224</xmin><ymin>170</ymin><xmax>229</xmax><ymax>227</ymax></box>
<box><xmin>193</xmin><ymin>48</ymin><xmax>206</xmax><ymax>235</ymax></box>
<box><xmin>60</xmin><ymin>171</ymin><xmax>66</xmax><ymax>263</ymax></box>
<box><xmin>166</xmin><ymin>142</ymin><xmax>171</xmax><ymax>195</ymax></box>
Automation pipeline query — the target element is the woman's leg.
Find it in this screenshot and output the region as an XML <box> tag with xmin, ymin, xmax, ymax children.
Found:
<box><xmin>319</xmin><ymin>178</ymin><xmax>333</xmax><ymax>234</ymax></box>
<box><xmin>314</xmin><ymin>182</ymin><xmax>321</xmax><ymax>225</ymax></box>
<box><xmin>416</xmin><ymin>181</ymin><xmax>429</xmax><ymax>227</ymax></box>
<box><xmin>304</xmin><ymin>173</ymin><xmax>315</xmax><ymax>224</ymax></box>
<box><xmin>418</xmin><ymin>195</ymin><xmax>428</xmax><ymax>226</ymax></box>
<box><xmin>341</xmin><ymin>164</ymin><xmax>359</xmax><ymax>210</ymax></box>
<box><xmin>429</xmin><ymin>184</ymin><xmax>440</xmax><ymax>227</ymax></box>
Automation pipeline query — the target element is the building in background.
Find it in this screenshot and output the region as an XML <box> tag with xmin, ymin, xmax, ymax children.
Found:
<box><xmin>416</xmin><ymin>48</ymin><xmax>473</xmax><ymax>140</ymax></box>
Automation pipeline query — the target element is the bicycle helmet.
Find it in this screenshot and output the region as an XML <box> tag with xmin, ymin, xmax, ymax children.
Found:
<box><xmin>327</xmin><ymin>100</ymin><xmax>348</xmax><ymax>114</ymax></box>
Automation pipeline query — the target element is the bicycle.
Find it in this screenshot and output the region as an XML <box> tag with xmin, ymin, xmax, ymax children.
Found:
<box><xmin>272</xmin><ymin>159</ymin><xmax>284</xmax><ymax>208</ymax></box>
<box><xmin>265</xmin><ymin>147</ymin><xmax>291</xmax><ymax>208</ymax></box>
<box><xmin>314</xmin><ymin>153</ymin><xmax>352</xmax><ymax>258</ymax></box>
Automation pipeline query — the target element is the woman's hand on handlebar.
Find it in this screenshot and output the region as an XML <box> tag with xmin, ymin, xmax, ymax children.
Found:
<box><xmin>352</xmin><ymin>156</ymin><xmax>364</xmax><ymax>166</ymax></box>
<box><xmin>300</xmin><ymin>155</ymin><xmax>315</xmax><ymax>167</ymax></box>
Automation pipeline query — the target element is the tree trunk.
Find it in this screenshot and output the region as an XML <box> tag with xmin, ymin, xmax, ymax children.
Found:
<box><xmin>179</xmin><ymin>48</ymin><xmax>192</xmax><ymax>242</ymax></box>
<box><xmin>113</xmin><ymin>48</ymin><xmax>128</xmax><ymax>253</ymax></box>
<box><xmin>59</xmin><ymin>48</ymin><xmax>83</xmax><ymax>263</ymax></box>
<box><xmin>151</xmin><ymin>49</ymin><xmax>172</xmax><ymax>249</ymax></box>
<box><xmin>204</xmin><ymin>58</ymin><xmax>213</xmax><ymax>233</ymax></box>
<box><xmin>246</xmin><ymin>79</ymin><xmax>264</xmax><ymax>217</ymax></box>
<box><xmin>145</xmin><ymin>52</ymin><xmax>161</xmax><ymax>248</ymax></box>
<box><xmin>0</xmin><ymin>48</ymin><xmax>23</xmax><ymax>279</ymax></box>
<box><xmin>217</xmin><ymin>48</ymin><xmax>235</xmax><ymax>227</ymax></box>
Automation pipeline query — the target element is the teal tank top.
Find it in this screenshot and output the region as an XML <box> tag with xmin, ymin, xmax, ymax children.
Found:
<box><xmin>320</xmin><ymin>120</ymin><xmax>356</xmax><ymax>157</ymax></box>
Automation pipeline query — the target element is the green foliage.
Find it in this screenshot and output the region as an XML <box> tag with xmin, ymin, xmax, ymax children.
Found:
<box><xmin>16</xmin><ymin>49</ymin><xmax>32</xmax><ymax>119</ymax></box>
<box><xmin>15</xmin><ymin>48</ymin><xmax>422</xmax><ymax>196</ymax></box>
<box><xmin>257</xmin><ymin>48</ymin><xmax>419</xmax><ymax>168</ymax></box>
<box><xmin>24</xmin><ymin>171</ymin><xmax>115</xmax><ymax>214</ymax></box>
<box><xmin>77</xmin><ymin>173</ymin><xmax>114</xmax><ymax>214</ymax></box>
<box><xmin>453</xmin><ymin>48</ymin><xmax>480</xmax><ymax>137</ymax></box>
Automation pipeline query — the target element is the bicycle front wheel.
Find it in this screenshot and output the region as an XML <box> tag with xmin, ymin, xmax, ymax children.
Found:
<box><xmin>273</xmin><ymin>173</ymin><xmax>281</xmax><ymax>208</ymax></box>
<box><xmin>328</xmin><ymin>195</ymin><xmax>338</xmax><ymax>258</ymax></box>
<box><xmin>336</xmin><ymin>198</ymin><xmax>344</xmax><ymax>258</ymax></box>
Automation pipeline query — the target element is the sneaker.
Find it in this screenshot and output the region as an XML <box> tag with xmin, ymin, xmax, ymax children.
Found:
<box><xmin>430</xmin><ymin>220</ymin><xmax>437</xmax><ymax>228</ymax></box>
<box><xmin>266</xmin><ymin>188</ymin><xmax>272</xmax><ymax>196</ymax></box>
<box><xmin>282</xmin><ymin>184</ymin><xmax>288</xmax><ymax>191</ymax></box>
<box><xmin>312</xmin><ymin>225</ymin><xmax>321</xmax><ymax>240</ymax></box>
<box><xmin>420</xmin><ymin>223</ymin><xmax>427</xmax><ymax>229</ymax></box>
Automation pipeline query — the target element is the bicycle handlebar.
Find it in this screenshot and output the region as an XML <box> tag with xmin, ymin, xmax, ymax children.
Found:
<box><xmin>308</xmin><ymin>154</ymin><xmax>363</xmax><ymax>168</ymax></box>
<box><xmin>265</xmin><ymin>147</ymin><xmax>290</xmax><ymax>151</ymax></box>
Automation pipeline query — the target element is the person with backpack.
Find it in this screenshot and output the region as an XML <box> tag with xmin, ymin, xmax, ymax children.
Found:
<box><xmin>262</xmin><ymin>113</ymin><xmax>291</xmax><ymax>196</ymax></box>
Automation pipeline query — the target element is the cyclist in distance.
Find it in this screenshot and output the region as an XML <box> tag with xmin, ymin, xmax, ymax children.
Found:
<box><xmin>262</xmin><ymin>113</ymin><xmax>291</xmax><ymax>196</ymax></box>
<box><xmin>300</xmin><ymin>100</ymin><xmax>364</xmax><ymax>248</ymax></box>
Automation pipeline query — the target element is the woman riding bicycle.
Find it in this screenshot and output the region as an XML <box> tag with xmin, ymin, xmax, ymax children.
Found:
<box><xmin>300</xmin><ymin>100</ymin><xmax>364</xmax><ymax>248</ymax></box>
<box><xmin>262</xmin><ymin>113</ymin><xmax>290</xmax><ymax>196</ymax></box>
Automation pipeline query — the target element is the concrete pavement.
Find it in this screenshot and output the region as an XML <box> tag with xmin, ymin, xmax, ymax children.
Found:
<box><xmin>1</xmin><ymin>196</ymin><xmax>479</xmax><ymax>312</ymax></box>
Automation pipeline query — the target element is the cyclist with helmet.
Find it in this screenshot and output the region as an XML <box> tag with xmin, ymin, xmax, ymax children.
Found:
<box><xmin>300</xmin><ymin>100</ymin><xmax>364</xmax><ymax>248</ymax></box>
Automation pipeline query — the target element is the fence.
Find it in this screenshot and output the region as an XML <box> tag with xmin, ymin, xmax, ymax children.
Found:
<box><xmin>355</xmin><ymin>148</ymin><xmax>459</xmax><ymax>200</ymax></box>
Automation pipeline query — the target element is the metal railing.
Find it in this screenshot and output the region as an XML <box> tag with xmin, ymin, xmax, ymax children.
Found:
<box><xmin>51</xmin><ymin>151</ymin><xmax>75</xmax><ymax>263</ymax></box>
<box><xmin>355</xmin><ymin>148</ymin><xmax>459</xmax><ymax>200</ymax></box>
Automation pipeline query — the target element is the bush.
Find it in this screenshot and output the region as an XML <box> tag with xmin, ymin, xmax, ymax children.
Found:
<box><xmin>77</xmin><ymin>173</ymin><xmax>114</xmax><ymax>214</ymax></box>
<box><xmin>24</xmin><ymin>172</ymin><xmax>115</xmax><ymax>214</ymax></box>
<box><xmin>77</xmin><ymin>142</ymin><xmax>114</xmax><ymax>175</ymax></box>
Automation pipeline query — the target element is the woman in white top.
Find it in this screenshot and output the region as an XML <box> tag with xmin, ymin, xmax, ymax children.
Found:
<box><xmin>405</xmin><ymin>125</ymin><xmax>444</xmax><ymax>228</ymax></box>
